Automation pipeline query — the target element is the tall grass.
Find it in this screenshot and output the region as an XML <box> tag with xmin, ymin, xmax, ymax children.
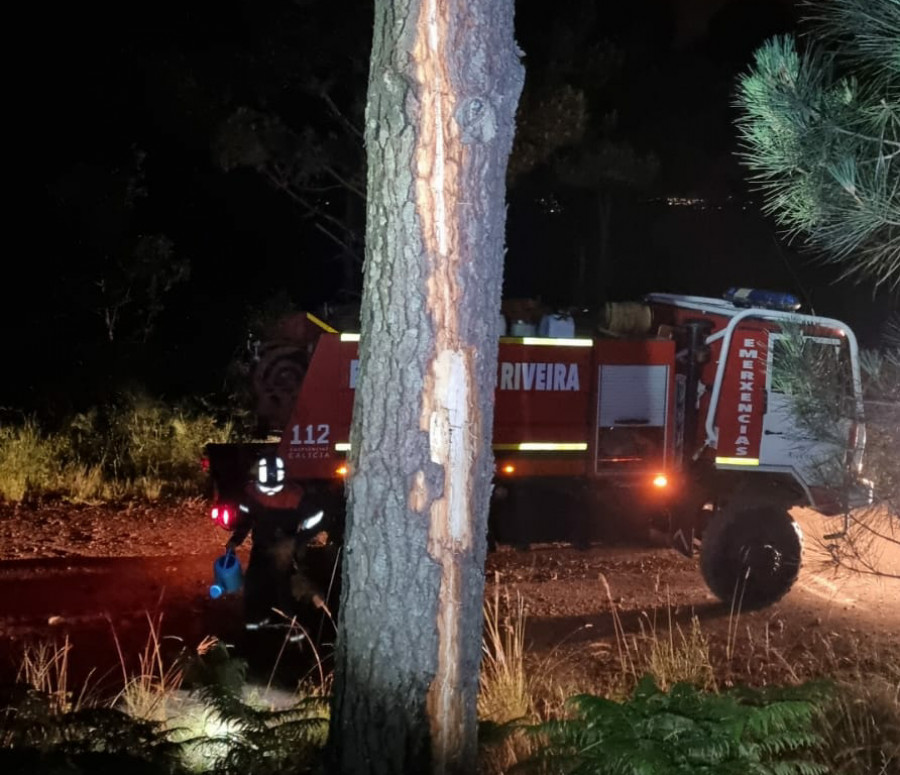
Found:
<box><xmin>816</xmin><ymin>648</ymin><xmax>900</xmax><ymax>775</ymax></box>
<box><xmin>6</xmin><ymin>596</ymin><xmax>900</xmax><ymax>775</ymax></box>
<box><xmin>477</xmin><ymin>578</ymin><xmax>900</xmax><ymax>775</ymax></box>
<box><xmin>479</xmin><ymin>581</ymin><xmax>532</xmax><ymax>725</ymax></box>
<box><xmin>0</xmin><ymin>419</ymin><xmax>75</xmax><ymax>502</ymax></box>
<box><xmin>16</xmin><ymin>635</ymin><xmax>97</xmax><ymax>715</ymax></box>
<box><xmin>599</xmin><ymin>574</ymin><xmax>716</xmax><ymax>697</ymax></box>
<box><xmin>477</xmin><ymin>580</ymin><xmax>540</xmax><ymax>775</ymax></box>
<box><xmin>821</xmin><ymin>675</ymin><xmax>900</xmax><ymax>775</ymax></box>
<box><xmin>113</xmin><ymin>613</ymin><xmax>186</xmax><ymax>721</ymax></box>
<box><xmin>641</xmin><ymin>613</ymin><xmax>715</xmax><ymax>692</ymax></box>
<box><xmin>0</xmin><ymin>392</ymin><xmax>234</xmax><ymax>503</ymax></box>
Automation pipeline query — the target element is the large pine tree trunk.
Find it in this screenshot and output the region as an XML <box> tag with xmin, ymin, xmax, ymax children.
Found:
<box><xmin>329</xmin><ymin>0</ymin><xmax>523</xmax><ymax>772</ymax></box>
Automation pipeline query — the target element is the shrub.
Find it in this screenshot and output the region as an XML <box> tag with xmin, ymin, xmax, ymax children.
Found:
<box><xmin>67</xmin><ymin>391</ymin><xmax>233</xmax><ymax>498</ymax></box>
<box><xmin>3</xmin><ymin>631</ymin><xmax>330</xmax><ymax>774</ymax></box>
<box><xmin>0</xmin><ymin>419</ymin><xmax>75</xmax><ymax>502</ymax></box>
<box><xmin>188</xmin><ymin>681</ymin><xmax>329</xmax><ymax>775</ymax></box>
<box><xmin>0</xmin><ymin>392</ymin><xmax>234</xmax><ymax>503</ymax></box>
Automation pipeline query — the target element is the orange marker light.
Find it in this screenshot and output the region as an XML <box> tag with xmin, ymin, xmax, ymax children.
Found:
<box><xmin>336</xmin><ymin>465</ymin><xmax>349</xmax><ymax>477</ymax></box>
<box><xmin>502</xmin><ymin>464</ymin><xmax>515</xmax><ymax>475</ymax></box>
<box><xmin>652</xmin><ymin>473</ymin><xmax>668</xmax><ymax>489</ymax></box>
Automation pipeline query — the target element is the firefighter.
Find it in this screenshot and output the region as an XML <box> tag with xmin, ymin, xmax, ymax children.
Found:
<box><xmin>226</xmin><ymin>454</ymin><xmax>327</xmax><ymax>630</ymax></box>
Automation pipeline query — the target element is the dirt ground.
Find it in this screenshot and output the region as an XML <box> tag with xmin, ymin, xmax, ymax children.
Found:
<box><xmin>486</xmin><ymin>507</ymin><xmax>900</xmax><ymax>694</ymax></box>
<box><xmin>0</xmin><ymin>499</ymin><xmax>898</xmax><ymax>696</ymax></box>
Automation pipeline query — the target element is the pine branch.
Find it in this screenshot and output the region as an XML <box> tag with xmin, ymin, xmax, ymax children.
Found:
<box><xmin>735</xmin><ymin>16</ymin><xmax>900</xmax><ymax>289</ymax></box>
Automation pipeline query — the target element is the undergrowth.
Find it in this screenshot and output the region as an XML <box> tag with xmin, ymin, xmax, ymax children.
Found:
<box><xmin>479</xmin><ymin>578</ymin><xmax>900</xmax><ymax>774</ymax></box>
<box><xmin>2</xmin><ymin>626</ymin><xmax>329</xmax><ymax>775</ymax></box>
<box><xmin>0</xmin><ymin>391</ymin><xmax>234</xmax><ymax>503</ymax></box>
<box><xmin>815</xmin><ymin>646</ymin><xmax>900</xmax><ymax>775</ymax></box>
<box><xmin>4</xmin><ymin>591</ymin><xmax>899</xmax><ymax>774</ymax></box>
<box><xmin>0</xmin><ymin>688</ymin><xmax>185</xmax><ymax>775</ymax></box>
<box><xmin>523</xmin><ymin>676</ymin><xmax>830</xmax><ymax>775</ymax></box>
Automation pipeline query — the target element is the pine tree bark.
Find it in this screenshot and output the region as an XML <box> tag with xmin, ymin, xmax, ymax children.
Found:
<box><xmin>329</xmin><ymin>0</ymin><xmax>523</xmax><ymax>773</ymax></box>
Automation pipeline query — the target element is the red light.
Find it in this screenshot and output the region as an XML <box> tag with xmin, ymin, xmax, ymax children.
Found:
<box><xmin>501</xmin><ymin>464</ymin><xmax>515</xmax><ymax>475</ymax></box>
<box><xmin>652</xmin><ymin>474</ymin><xmax>668</xmax><ymax>489</ymax></box>
<box><xmin>211</xmin><ymin>505</ymin><xmax>233</xmax><ymax>529</ymax></box>
<box><xmin>336</xmin><ymin>465</ymin><xmax>349</xmax><ymax>477</ymax></box>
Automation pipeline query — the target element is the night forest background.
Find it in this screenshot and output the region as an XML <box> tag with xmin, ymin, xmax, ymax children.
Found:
<box><xmin>7</xmin><ymin>0</ymin><xmax>896</xmax><ymax>418</ymax></box>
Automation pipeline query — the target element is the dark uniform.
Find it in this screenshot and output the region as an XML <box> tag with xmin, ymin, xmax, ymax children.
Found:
<box><xmin>226</xmin><ymin>460</ymin><xmax>327</xmax><ymax>627</ymax></box>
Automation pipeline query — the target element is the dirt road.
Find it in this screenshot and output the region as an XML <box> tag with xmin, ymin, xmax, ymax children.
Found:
<box><xmin>0</xmin><ymin>502</ymin><xmax>897</xmax><ymax>694</ymax></box>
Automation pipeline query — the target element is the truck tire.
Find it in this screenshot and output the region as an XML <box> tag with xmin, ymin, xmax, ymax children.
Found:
<box><xmin>700</xmin><ymin>504</ymin><xmax>801</xmax><ymax>609</ymax></box>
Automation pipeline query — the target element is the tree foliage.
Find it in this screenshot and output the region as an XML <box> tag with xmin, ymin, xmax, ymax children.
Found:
<box><xmin>768</xmin><ymin>318</ymin><xmax>900</xmax><ymax>579</ymax></box>
<box><xmin>207</xmin><ymin>2</ymin><xmax>371</xmax><ymax>301</ymax></box>
<box><xmin>735</xmin><ymin>0</ymin><xmax>900</xmax><ymax>288</ymax></box>
<box><xmin>213</xmin><ymin>102</ymin><xmax>366</xmax><ymax>290</ymax></box>
<box><xmin>509</xmin><ymin>10</ymin><xmax>658</xmax><ymax>306</ymax></box>
<box><xmin>51</xmin><ymin>149</ymin><xmax>189</xmax><ymax>343</ymax></box>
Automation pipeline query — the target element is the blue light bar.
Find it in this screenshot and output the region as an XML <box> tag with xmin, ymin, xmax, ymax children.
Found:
<box><xmin>723</xmin><ymin>287</ymin><xmax>801</xmax><ymax>312</ymax></box>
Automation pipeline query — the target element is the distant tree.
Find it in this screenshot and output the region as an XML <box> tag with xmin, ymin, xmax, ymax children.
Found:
<box><xmin>208</xmin><ymin>2</ymin><xmax>371</xmax><ymax>301</ymax></box>
<box><xmin>52</xmin><ymin>148</ymin><xmax>189</xmax><ymax>343</ymax></box>
<box><xmin>509</xmin><ymin>9</ymin><xmax>658</xmax><ymax>305</ymax></box>
<box><xmin>213</xmin><ymin>103</ymin><xmax>366</xmax><ymax>299</ymax></box>
<box><xmin>328</xmin><ymin>0</ymin><xmax>523</xmax><ymax>772</ymax></box>
<box><xmin>735</xmin><ymin>0</ymin><xmax>900</xmax><ymax>289</ymax></box>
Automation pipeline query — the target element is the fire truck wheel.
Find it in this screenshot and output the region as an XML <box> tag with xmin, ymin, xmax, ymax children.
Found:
<box><xmin>700</xmin><ymin>504</ymin><xmax>801</xmax><ymax>610</ymax></box>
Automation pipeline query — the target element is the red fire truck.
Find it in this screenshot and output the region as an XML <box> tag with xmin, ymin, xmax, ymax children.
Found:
<box><xmin>206</xmin><ymin>290</ymin><xmax>873</xmax><ymax>609</ymax></box>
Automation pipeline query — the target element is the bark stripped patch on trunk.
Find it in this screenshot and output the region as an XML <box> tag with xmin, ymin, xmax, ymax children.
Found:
<box><xmin>409</xmin><ymin>0</ymin><xmax>477</xmax><ymax>769</ymax></box>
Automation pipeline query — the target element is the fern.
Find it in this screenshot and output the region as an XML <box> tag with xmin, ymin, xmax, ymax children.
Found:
<box><xmin>188</xmin><ymin>672</ymin><xmax>328</xmax><ymax>774</ymax></box>
<box><xmin>0</xmin><ymin>685</ymin><xmax>185</xmax><ymax>774</ymax></box>
<box><xmin>522</xmin><ymin>676</ymin><xmax>830</xmax><ymax>775</ymax></box>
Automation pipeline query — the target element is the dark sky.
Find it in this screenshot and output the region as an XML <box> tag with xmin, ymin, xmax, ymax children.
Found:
<box><xmin>7</xmin><ymin>0</ymin><xmax>894</xmax><ymax>412</ymax></box>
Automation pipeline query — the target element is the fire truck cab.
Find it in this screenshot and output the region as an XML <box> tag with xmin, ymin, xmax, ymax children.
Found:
<box><xmin>207</xmin><ymin>290</ymin><xmax>873</xmax><ymax>610</ymax></box>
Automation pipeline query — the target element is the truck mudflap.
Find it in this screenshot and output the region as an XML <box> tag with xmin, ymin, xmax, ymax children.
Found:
<box><xmin>810</xmin><ymin>476</ymin><xmax>875</xmax><ymax>517</ymax></box>
<box><xmin>846</xmin><ymin>477</ymin><xmax>875</xmax><ymax>510</ymax></box>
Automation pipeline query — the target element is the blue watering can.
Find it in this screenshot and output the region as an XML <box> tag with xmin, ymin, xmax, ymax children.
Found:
<box><xmin>210</xmin><ymin>549</ymin><xmax>243</xmax><ymax>599</ymax></box>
